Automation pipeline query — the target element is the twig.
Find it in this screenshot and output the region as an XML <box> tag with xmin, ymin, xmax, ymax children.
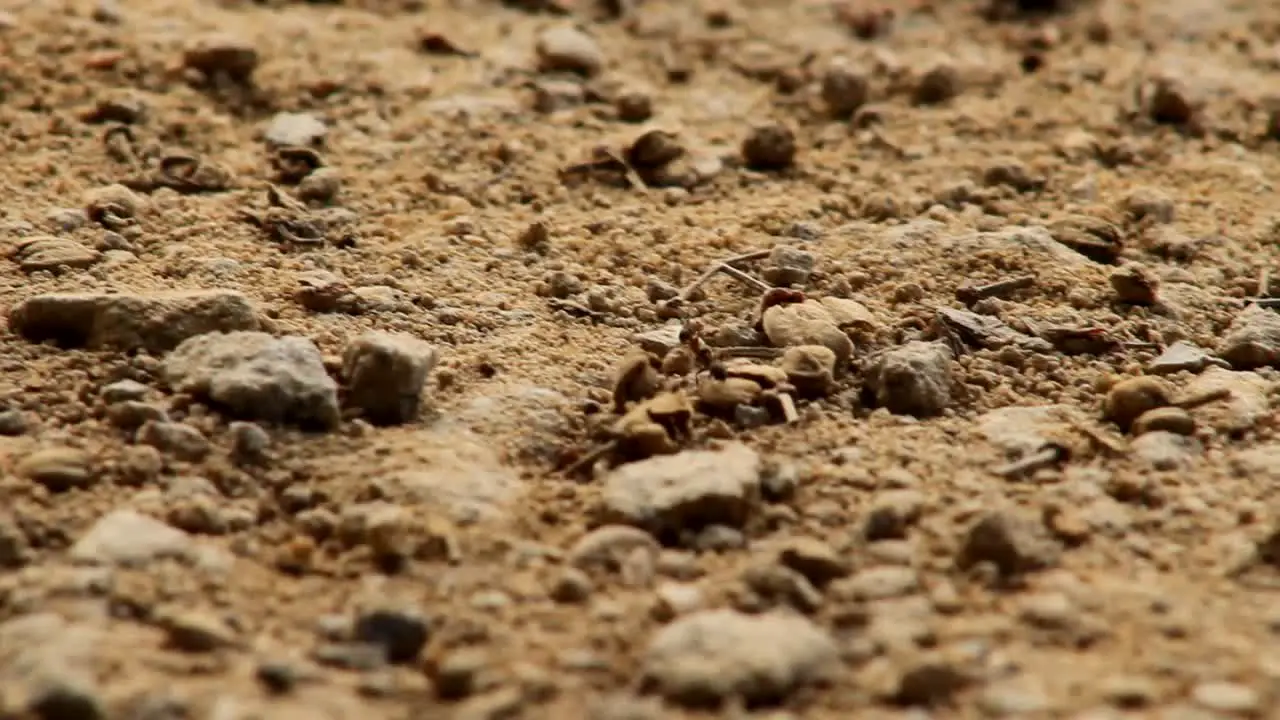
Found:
<box><xmin>994</xmin><ymin>445</ymin><xmax>1066</xmax><ymax>478</ymax></box>
<box><xmin>718</xmin><ymin>264</ymin><xmax>772</xmax><ymax>293</ymax></box>
<box><xmin>777</xmin><ymin>393</ymin><xmax>798</xmax><ymax>423</ymax></box>
<box><xmin>563</xmin><ymin>441</ymin><xmax>616</xmax><ymax>477</ymax></box>
<box><xmin>1247</xmin><ymin>298</ymin><xmax>1280</xmax><ymax>309</ymax></box>
<box><xmin>713</xmin><ymin>347</ymin><xmax>784</xmax><ymax>360</ymax></box>
<box><xmin>1173</xmin><ymin>387</ymin><xmax>1231</xmax><ymax>410</ymax></box>
<box><xmin>955</xmin><ymin>275</ymin><xmax>1036</xmax><ymax>305</ymax></box>
<box><xmin>678</xmin><ymin>249</ymin><xmax>773</xmax><ymax>301</ymax></box>
<box><xmin>1070</xmin><ymin>420</ymin><xmax>1127</xmax><ymax>455</ymax></box>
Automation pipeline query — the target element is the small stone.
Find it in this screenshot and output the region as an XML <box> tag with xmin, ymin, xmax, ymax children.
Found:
<box><xmin>102</xmin><ymin>379</ymin><xmax>150</xmax><ymax>403</ymax></box>
<box><xmin>342</xmin><ymin>332</ymin><xmax>439</xmax><ymax>425</ymax></box>
<box><xmin>136</xmin><ymin>421</ymin><xmax>210</xmax><ymax>461</ymax></box>
<box><xmin>615</xmin><ymin>91</ymin><xmax>653</xmax><ymax>122</ymax></box>
<box><xmin>18</xmin><ymin>447</ymin><xmax>93</xmax><ymax>492</ymax></box>
<box><xmin>780</xmin><ymin>346</ymin><xmax>836</xmax><ymax>397</ymax></box>
<box><xmin>1103</xmin><ymin>376</ymin><xmax>1172</xmax><ymax>431</ymax></box>
<box><xmin>1219</xmin><ymin>306</ymin><xmax>1280</xmax><ymax>369</ymax></box>
<box><xmin>863</xmin><ymin>489</ymin><xmax>926</xmax><ymax>540</ymax></box>
<box><xmin>957</xmin><ymin>511</ymin><xmax>1060</xmax><ymax>578</ymax></box>
<box><xmin>263</xmin><ymin>112</ymin><xmax>327</xmax><ymax>147</ymax></box>
<box><xmin>836</xmin><ymin>566</ymin><xmax>919</xmax><ymax>600</ymax></box>
<box><xmin>777</xmin><ymin>538</ymin><xmax>849</xmax><ymax>586</ymax></box>
<box><xmin>0</xmin><ymin>409</ymin><xmax>28</xmax><ymax>436</ymax></box>
<box><xmin>158</xmin><ymin>610</ymin><xmax>239</xmax><ymax>653</ymax></box>
<box><xmin>353</xmin><ymin>607</ymin><xmax>430</xmax><ymax>664</ymax></box>
<box><xmin>1100</xmin><ymin>675</ymin><xmax>1158</xmax><ymax>709</ymax></box>
<box><xmin>568</xmin><ymin>525</ymin><xmax>661</xmax><ymax>571</ymax></box>
<box><xmin>864</xmin><ymin>341</ymin><xmax>953</xmax><ymax>417</ymax></box>
<box><xmin>762</xmin><ymin>300</ymin><xmax>854</xmax><ymax>363</ymax></box>
<box><xmin>739</xmin><ymin>564</ymin><xmax>823</xmax><ymax>613</ymax></box>
<box><xmin>821</xmin><ymin>63</ymin><xmax>869</xmax><ymax>117</ymax></box>
<box><xmin>70</xmin><ymin>510</ymin><xmax>192</xmax><ymax>566</ymax></box>
<box><xmin>1110</xmin><ymin>263</ymin><xmax>1159</xmax><ymax>305</ymax></box>
<box><xmin>1190</xmin><ymin>681</ymin><xmax>1259</xmax><ymax>714</ymax></box>
<box><xmin>229</xmin><ymin>421</ymin><xmax>271</xmax><ymax>463</ymax></box>
<box><xmin>536</xmin><ymin>25</ymin><xmax>604</xmax><ymax>76</ymax></box>
<box><xmin>983</xmin><ymin>158</ymin><xmax>1043</xmax><ymax>192</ymax></box>
<box><xmin>9</xmin><ymin>290</ymin><xmax>259</xmax><ymax>352</ymax></box>
<box><xmin>183</xmin><ymin>33</ymin><xmax>258</xmax><ymax>82</ymax></box>
<box><xmin>85</xmin><ymin>183</ymin><xmax>141</xmax><ymax>225</ymax></box>
<box><xmin>256</xmin><ymin>660</ymin><xmax>301</xmax><ymax>695</ymax></box>
<box><xmin>163</xmin><ymin>331</ymin><xmax>339</xmax><ymax>429</ymax></box>
<box><xmin>641</xmin><ymin>609</ymin><xmax>838</xmax><ymax>706</ymax></box>
<box><xmin>1131</xmin><ymin>407</ymin><xmax>1195</xmax><ymax>436</ymax></box>
<box><xmin>1148</xmin><ymin>341</ymin><xmax>1223</xmax><ymax>375</ymax></box>
<box><xmin>297</xmin><ymin>167</ymin><xmax>342</xmax><ymax>205</ymax></box>
<box><xmin>693</xmin><ymin>524</ymin><xmax>746</xmax><ymax>552</ymax></box>
<box><xmin>1018</xmin><ymin>592</ymin><xmax>1077</xmax><ymax>629</ymax></box>
<box><xmin>762</xmin><ymin>245</ymin><xmax>815</xmax><ymax>287</ymax></box>
<box><xmin>1141</xmin><ymin>73</ymin><xmax>1199</xmax><ymax>126</ymax></box>
<box><xmin>913</xmin><ymin>62</ymin><xmax>961</xmax><ymax>105</ymax></box>
<box><xmin>651</xmin><ymin>582</ymin><xmax>705</xmax><ymax>621</ymax></box>
<box><xmin>0</xmin><ymin>515</ymin><xmax>29</xmax><ymax>568</ymax></box>
<box><xmin>602</xmin><ymin>443</ymin><xmax>762</xmax><ymax>539</ymax></box>
<box><xmin>978</xmin><ymin>679</ymin><xmax>1051</xmax><ymax>716</ymax></box>
<box><xmin>550</xmin><ymin>567</ymin><xmax>594</xmax><ymax>603</ymax></box>
<box><xmin>892</xmin><ymin>658</ymin><xmax>972</xmax><ymax>706</ymax></box>
<box><xmin>27</xmin><ymin>678</ymin><xmax>106</xmax><ymax>720</ymax></box>
<box><xmin>431</xmin><ymin>648</ymin><xmax>490</xmax><ymax>700</ymax></box>
<box><xmin>1122</xmin><ymin>187</ymin><xmax>1175</xmax><ymax>224</ymax></box>
<box><xmin>742</xmin><ymin>124</ymin><xmax>796</xmax><ymax>171</ymax></box>
<box><xmin>11</xmin><ymin>236</ymin><xmax>101</xmax><ymax>273</ymax></box>
<box><xmin>107</xmin><ymin>401</ymin><xmax>168</xmax><ymax>431</ymax></box>
<box><xmin>1131</xmin><ymin>430</ymin><xmax>1199</xmax><ymax>470</ymax></box>
<box><xmin>46</xmin><ymin>208</ymin><xmax>89</xmax><ymax>233</ymax></box>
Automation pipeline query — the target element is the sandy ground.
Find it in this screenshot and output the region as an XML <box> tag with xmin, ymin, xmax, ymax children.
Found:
<box><xmin>6</xmin><ymin>0</ymin><xmax>1280</xmax><ymax>717</ymax></box>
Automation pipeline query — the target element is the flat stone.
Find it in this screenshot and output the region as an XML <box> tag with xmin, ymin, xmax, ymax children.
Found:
<box><xmin>70</xmin><ymin>510</ymin><xmax>193</xmax><ymax>566</ymax></box>
<box><xmin>642</xmin><ymin>609</ymin><xmax>838</xmax><ymax>707</ymax></box>
<box><xmin>633</xmin><ymin>322</ymin><xmax>683</xmax><ymax>357</ymax></box>
<box><xmin>17</xmin><ymin>447</ymin><xmax>94</xmax><ymax>491</ymax></box>
<box><xmin>602</xmin><ymin>443</ymin><xmax>761</xmax><ymax>539</ymax></box>
<box><xmin>978</xmin><ymin>405</ymin><xmax>1080</xmax><ymax>455</ymax></box>
<box><xmin>9</xmin><ymin>290</ymin><xmax>259</xmax><ymax>352</ymax></box>
<box><xmin>263</xmin><ymin>112</ymin><xmax>327</xmax><ymax>147</ymax></box>
<box><xmin>1190</xmin><ymin>681</ymin><xmax>1259</xmax><ymax>714</ymax></box>
<box><xmin>1148</xmin><ymin>340</ymin><xmax>1227</xmax><ymax>375</ymax></box>
<box><xmin>865</xmin><ymin>341</ymin><xmax>954</xmax><ymax>417</ymax></box>
<box><xmin>1183</xmin><ymin>367</ymin><xmax>1273</xmax><ymax>435</ymax></box>
<box><xmin>163</xmin><ymin>331</ymin><xmax>339</xmax><ymax>429</ymax></box>
<box><xmin>11</xmin><ymin>236</ymin><xmax>101</xmax><ymax>273</ymax></box>
<box><xmin>536</xmin><ymin>25</ymin><xmax>604</xmax><ymax>76</ymax></box>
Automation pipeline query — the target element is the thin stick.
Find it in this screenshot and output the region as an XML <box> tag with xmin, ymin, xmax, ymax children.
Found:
<box><xmin>714</xmin><ymin>347</ymin><xmax>784</xmax><ymax>360</ymax></box>
<box><xmin>1173</xmin><ymin>387</ymin><xmax>1231</xmax><ymax>410</ymax></box>
<box><xmin>563</xmin><ymin>441</ymin><xmax>616</xmax><ymax>477</ymax></box>
<box><xmin>956</xmin><ymin>275</ymin><xmax>1036</xmax><ymax>305</ymax></box>
<box><xmin>994</xmin><ymin>446</ymin><xmax>1064</xmax><ymax>478</ymax></box>
<box><xmin>678</xmin><ymin>249</ymin><xmax>773</xmax><ymax>301</ymax></box>
<box><xmin>777</xmin><ymin>393</ymin><xmax>799</xmax><ymax>423</ymax></box>
<box><xmin>718</xmin><ymin>264</ymin><xmax>771</xmax><ymax>292</ymax></box>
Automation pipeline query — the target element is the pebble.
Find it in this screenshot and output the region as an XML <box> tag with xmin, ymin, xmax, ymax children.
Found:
<box><xmin>863</xmin><ymin>489</ymin><xmax>925</xmax><ymax>540</ymax></box>
<box><xmin>567</xmin><ymin>525</ymin><xmax>660</xmax><ymax>571</ymax></box>
<box><xmin>1103</xmin><ymin>376</ymin><xmax>1171</xmax><ymax>431</ymax></box>
<box><xmin>835</xmin><ymin>566</ymin><xmax>919</xmax><ymax>600</ymax></box>
<box><xmin>602</xmin><ymin>443</ymin><xmax>762</xmax><ymax>539</ymax></box>
<box><xmin>762</xmin><ymin>245</ymin><xmax>815</xmax><ymax>287</ymax></box>
<box><xmin>1109</xmin><ymin>263</ymin><xmax>1159</xmax><ymax>305</ymax></box>
<box><xmin>1131</xmin><ymin>431</ymin><xmax>1199</xmax><ymax>470</ymax></box>
<box><xmin>550</xmin><ymin>567</ymin><xmax>594</xmax><ymax>603</ymax></box>
<box><xmin>163</xmin><ymin>331</ymin><xmax>340</xmax><ymax>429</ymax></box>
<box><xmin>1189</xmin><ymin>681</ymin><xmax>1259</xmax><ymax>714</ymax></box>
<box><xmin>8</xmin><ymin>290</ymin><xmax>259</xmax><ymax>352</ymax></box>
<box><xmin>957</xmin><ymin>511</ymin><xmax>1060</xmax><ymax>578</ymax></box>
<box><xmin>891</xmin><ymin>657</ymin><xmax>972</xmax><ymax>706</ymax></box>
<box><xmin>1148</xmin><ymin>341</ymin><xmax>1225</xmax><ymax>375</ymax></box>
<box><xmin>641</xmin><ymin>609</ymin><xmax>838</xmax><ymax>706</ymax></box>
<box><xmin>70</xmin><ymin>510</ymin><xmax>193</xmax><ymax>566</ymax></box>
<box><xmin>864</xmin><ymin>341</ymin><xmax>954</xmax><ymax>417</ymax></box>
<box><xmin>432</xmin><ymin>648</ymin><xmax>490</xmax><ymax>700</ymax></box>
<box><xmin>1100</xmin><ymin>674</ymin><xmax>1159</xmax><ymax>708</ymax></box>
<box><xmin>913</xmin><ymin>61</ymin><xmax>961</xmax><ymax>104</ymax></box>
<box><xmin>136</xmin><ymin>421</ymin><xmax>210</xmax><ymax>461</ymax></box>
<box><xmin>353</xmin><ymin>607</ymin><xmax>431</xmax><ymax>664</ymax></box>
<box><xmin>12</xmin><ymin>236</ymin><xmax>101</xmax><ymax>273</ymax></box>
<box><xmin>342</xmin><ymin>332</ymin><xmax>439</xmax><ymax>425</ymax></box>
<box><xmin>183</xmin><ymin>33</ymin><xmax>259</xmax><ymax>82</ymax></box>
<box><xmin>107</xmin><ymin>401</ymin><xmax>168</xmax><ymax>430</ymax></box>
<box><xmin>651</xmin><ymin>582</ymin><xmax>705</xmax><ymax>621</ymax></box>
<box><xmin>742</xmin><ymin>123</ymin><xmax>796</xmax><ymax>171</ymax></box>
<box><xmin>821</xmin><ymin>63</ymin><xmax>869</xmax><ymax>117</ymax></box>
<box><xmin>17</xmin><ymin>447</ymin><xmax>94</xmax><ymax>492</ymax></box>
<box><xmin>536</xmin><ymin>25</ymin><xmax>604</xmax><ymax>76</ymax></box>
<box><xmin>776</xmin><ymin>538</ymin><xmax>849</xmax><ymax>586</ymax></box>
<box><xmin>0</xmin><ymin>409</ymin><xmax>28</xmax><ymax>436</ymax></box>
<box><xmin>297</xmin><ymin>167</ymin><xmax>342</xmax><ymax>205</ymax></box>
<box><xmin>101</xmin><ymin>379</ymin><xmax>150</xmax><ymax>403</ymax></box>
<box><xmin>1219</xmin><ymin>306</ymin><xmax>1280</xmax><ymax>369</ymax></box>
<box><xmin>158</xmin><ymin>610</ymin><xmax>239</xmax><ymax>652</ymax></box>
<box><xmin>1122</xmin><ymin>187</ymin><xmax>1175</xmax><ymax>224</ymax></box>
<box><xmin>263</xmin><ymin>112</ymin><xmax>327</xmax><ymax>148</ymax></box>
<box><xmin>229</xmin><ymin>421</ymin><xmax>271</xmax><ymax>463</ymax></box>
<box><xmin>761</xmin><ymin>299</ymin><xmax>856</xmax><ymax>363</ymax></box>
<box><xmin>1131</xmin><ymin>407</ymin><xmax>1195</xmax><ymax>436</ymax></box>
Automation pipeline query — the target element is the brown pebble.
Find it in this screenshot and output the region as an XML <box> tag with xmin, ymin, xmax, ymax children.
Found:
<box><xmin>1109</xmin><ymin>263</ymin><xmax>1159</xmax><ymax>305</ymax></box>
<box><xmin>1102</xmin><ymin>376</ymin><xmax>1172</xmax><ymax>432</ymax></box>
<box><xmin>1131</xmin><ymin>406</ymin><xmax>1195</xmax><ymax>436</ymax></box>
<box><xmin>821</xmin><ymin>64</ymin><xmax>869</xmax><ymax>118</ymax></box>
<box><xmin>742</xmin><ymin>123</ymin><xmax>796</xmax><ymax>171</ymax></box>
<box><xmin>779</xmin><ymin>345</ymin><xmax>837</xmax><ymax>397</ymax></box>
<box><xmin>913</xmin><ymin>62</ymin><xmax>961</xmax><ymax>105</ymax></box>
<box><xmin>612</xmin><ymin>353</ymin><xmax>661</xmax><ymax>413</ymax></box>
<box><xmin>616</xmin><ymin>91</ymin><xmax>653</xmax><ymax>123</ymax></box>
<box><xmin>183</xmin><ymin>34</ymin><xmax>259</xmax><ymax>83</ymax></box>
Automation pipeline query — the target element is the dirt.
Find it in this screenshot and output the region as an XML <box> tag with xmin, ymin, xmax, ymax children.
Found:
<box><xmin>5</xmin><ymin>0</ymin><xmax>1280</xmax><ymax>717</ymax></box>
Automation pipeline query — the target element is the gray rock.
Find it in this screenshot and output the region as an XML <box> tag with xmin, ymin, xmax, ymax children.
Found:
<box><xmin>1131</xmin><ymin>430</ymin><xmax>1199</xmax><ymax>470</ymax></box>
<box><xmin>9</xmin><ymin>290</ymin><xmax>258</xmax><ymax>352</ymax></box>
<box><xmin>633</xmin><ymin>322</ymin><xmax>683</xmax><ymax>357</ymax></box>
<box><xmin>342</xmin><ymin>332</ymin><xmax>438</xmax><ymax>425</ymax></box>
<box><xmin>106</xmin><ymin>401</ymin><xmax>168</xmax><ymax>430</ymax></box>
<box><xmin>47</xmin><ymin>208</ymin><xmax>89</xmax><ymax>233</ymax></box>
<box><xmin>864</xmin><ymin>341</ymin><xmax>953</xmax><ymax>417</ymax></box>
<box><xmin>101</xmin><ymin>379</ymin><xmax>150</xmax><ymax>403</ymax></box>
<box><xmin>229</xmin><ymin>421</ymin><xmax>271</xmax><ymax>463</ymax></box>
<box><xmin>602</xmin><ymin>443</ymin><xmax>761</xmax><ymax>538</ymax></box>
<box><xmin>1147</xmin><ymin>340</ymin><xmax>1227</xmax><ymax>375</ymax></box>
<box><xmin>163</xmin><ymin>331</ymin><xmax>339</xmax><ymax>429</ymax></box>
<box><xmin>536</xmin><ymin>25</ymin><xmax>604</xmax><ymax>76</ymax></box>
<box><xmin>1219</xmin><ymin>306</ymin><xmax>1280</xmax><ymax>368</ymax></box>
<box><xmin>641</xmin><ymin>609</ymin><xmax>838</xmax><ymax>706</ymax></box>
<box><xmin>136</xmin><ymin>421</ymin><xmax>210</xmax><ymax>461</ymax></box>
<box><xmin>762</xmin><ymin>245</ymin><xmax>815</xmax><ymax>287</ymax></box>
<box><xmin>264</xmin><ymin>112</ymin><xmax>327</xmax><ymax>147</ymax></box>
<box><xmin>0</xmin><ymin>409</ymin><xmax>28</xmax><ymax>436</ymax></box>
<box><xmin>70</xmin><ymin>510</ymin><xmax>193</xmax><ymax>566</ymax></box>
<box><xmin>11</xmin><ymin>236</ymin><xmax>101</xmax><ymax>273</ymax></box>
